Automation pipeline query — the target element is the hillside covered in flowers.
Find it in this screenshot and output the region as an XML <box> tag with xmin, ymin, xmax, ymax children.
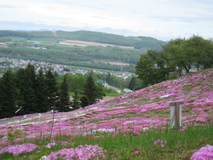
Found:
<box><xmin>0</xmin><ymin>69</ymin><xmax>213</xmax><ymax>159</ymax></box>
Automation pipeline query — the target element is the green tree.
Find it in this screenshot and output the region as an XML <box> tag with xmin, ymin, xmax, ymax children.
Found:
<box><xmin>133</xmin><ymin>77</ymin><xmax>143</xmax><ymax>90</ymax></box>
<box><xmin>67</xmin><ymin>74</ymin><xmax>86</xmax><ymax>92</ymax></box>
<box><xmin>58</xmin><ymin>74</ymin><xmax>70</xmax><ymax>112</ymax></box>
<box><xmin>136</xmin><ymin>36</ymin><xmax>213</xmax><ymax>87</ymax></box>
<box><xmin>35</xmin><ymin>68</ymin><xmax>49</xmax><ymax>113</ymax></box>
<box><xmin>80</xmin><ymin>95</ymin><xmax>89</xmax><ymax>108</ymax></box>
<box><xmin>72</xmin><ymin>90</ymin><xmax>80</xmax><ymax>110</ymax></box>
<box><xmin>45</xmin><ymin>69</ymin><xmax>58</xmax><ymax>111</ymax></box>
<box><xmin>128</xmin><ymin>76</ymin><xmax>136</xmax><ymax>90</ymax></box>
<box><xmin>83</xmin><ymin>73</ymin><xmax>98</xmax><ymax>105</ymax></box>
<box><xmin>164</xmin><ymin>38</ymin><xmax>193</xmax><ymax>75</ymax></box>
<box><xmin>96</xmin><ymin>82</ymin><xmax>106</xmax><ymax>100</ymax></box>
<box><xmin>83</xmin><ymin>73</ymin><xmax>105</xmax><ymax>105</ymax></box>
<box><xmin>135</xmin><ymin>50</ymin><xmax>172</xmax><ymax>86</ymax></box>
<box><xmin>0</xmin><ymin>70</ymin><xmax>18</xmax><ymax>118</ymax></box>
<box><xmin>14</xmin><ymin>68</ymin><xmax>25</xmax><ymax>108</ymax></box>
<box><xmin>185</xmin><ymin>35</ymin><xmax>213</xmax><ymax>70</ymax></box>
<box><xmin>128</xmin><ymin>76</ymin><xmax>144</xmax><ymax>90</ymax></box>
<box><xmin>202</xmin><ymin>40</ymin><xmax>213</xmax><ymax>69</ymax></box>
<box><xmin>17</xmin><ymin>64</ymin><xmax>37</xmax><ymax>114</ymax></box>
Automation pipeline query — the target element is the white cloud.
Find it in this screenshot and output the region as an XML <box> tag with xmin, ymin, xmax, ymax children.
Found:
<box><xmin>0</xmin><ymin>0</ymin><xmax>213</xmax><ymax>40</ymax></box>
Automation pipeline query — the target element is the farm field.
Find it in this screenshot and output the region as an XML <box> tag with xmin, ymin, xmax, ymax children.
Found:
<box><xmin>59</xmin><ymin>40</ymin><xmax>135</xmax><ymax>49</ymax></box>
<box><xmin>0</xmin><ymin>69</ymin><xmax>213</xmax><ymax>159</ymax></box>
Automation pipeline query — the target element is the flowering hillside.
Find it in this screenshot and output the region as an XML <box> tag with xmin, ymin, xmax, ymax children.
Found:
<box><xmin>0</xmin><ymin>69</ymin><xmax>213</xmax><ymax>159</ymax></box>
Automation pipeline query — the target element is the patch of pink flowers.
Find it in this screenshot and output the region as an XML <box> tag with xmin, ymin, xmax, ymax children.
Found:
<box><xmin>0</xmin><ymin>143</ymin><xmax>37</xmax><ymax>155</ymax></box>
<box><xmin>191</xmin><ymin>144</ymin><xmax>213</xmax><ymax>160</ymax></box>
<box><xmin>45</xmin><ymin>144</ymin><xmax>106</xmax><ymax>160</ymax></box>
<box><xmin>153</xmin><ymin>139</ymin><xmax>167</xmax><ymax>148</ymax></box>
<box><xmin>46</xmin><ymin>142</ymin><xmax>57</xmax><ymax>148</ymax></box>
<box><xmin>46</xmin><ymin>140</ymin><xmax>69</xmax><ymax>148</ymax></box>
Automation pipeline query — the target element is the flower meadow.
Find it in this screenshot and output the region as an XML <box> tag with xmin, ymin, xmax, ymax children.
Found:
<box><xmin>0</xmin><ymin>69</ymin><xmax>213</xmax><ymax>159</ymax></box>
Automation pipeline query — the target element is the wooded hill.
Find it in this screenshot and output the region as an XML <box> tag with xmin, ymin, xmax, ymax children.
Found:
<box><xmin>0</xmin><ymin>30</ymin><xmax>165</xmax><ymax>50</ymax></box>
<box><xmin>0</xmin><ymin>30</ymin><xmax>166</xmax><ymax>72</ymax></box>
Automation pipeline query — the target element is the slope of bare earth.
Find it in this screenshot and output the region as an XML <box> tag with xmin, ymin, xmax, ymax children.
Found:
<box><xmin>59</xmin><ymin>40</ymin><xmax>135</xmax><ymax>49</ymax></box>
<box><xmin>103</xmin><ymin>62</ymin><xmax>130</xmax><ymax>66</ymax></box>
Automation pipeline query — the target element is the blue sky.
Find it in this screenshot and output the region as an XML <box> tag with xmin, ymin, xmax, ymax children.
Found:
<box><xmin>0</xmin><ymin>0</ymin><xmax>213</xmax><ymax>41</ymax></box>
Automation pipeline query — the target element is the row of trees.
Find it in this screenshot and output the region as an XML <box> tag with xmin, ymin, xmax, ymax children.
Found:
<box><xmin>135</xmin><ymin>35</ymin><xmax>213</xmax><ymax>86</ymax></box>
<box><xmin>0</xmin><ymin>64</ymin><xmax>105</xmax><ymax>119</ymax></box>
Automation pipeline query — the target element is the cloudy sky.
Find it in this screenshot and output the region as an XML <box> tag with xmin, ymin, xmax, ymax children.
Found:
<box><xmin>0</xmin><ymin>0</ymin><xmax>213</xmax><ymax>41</ymax></box>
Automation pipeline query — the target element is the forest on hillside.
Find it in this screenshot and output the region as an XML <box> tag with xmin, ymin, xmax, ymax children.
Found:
<box><xmin>0</xmin><ymin>63</ymin><xmax>143</xmax><ymax>118</ymax></box>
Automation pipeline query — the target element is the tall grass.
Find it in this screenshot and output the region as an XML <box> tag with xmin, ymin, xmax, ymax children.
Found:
<box><xmin>0</xmin><ymin>124</ymin><xmax>212</xmax><ymax>160</ymax></box>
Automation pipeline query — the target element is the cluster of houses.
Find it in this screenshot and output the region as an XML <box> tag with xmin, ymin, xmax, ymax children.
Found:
<box><xmin>0</xmin><ymin>43</ymin><xmax>7</xmax><ymax>47</ymax></box>
<box><xmin>0</xmin><ymin>57</ymin><xmax>134</xmax><ymax>79</ymax></box>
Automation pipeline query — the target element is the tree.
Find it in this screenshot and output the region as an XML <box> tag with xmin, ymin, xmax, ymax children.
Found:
<box><xmin>80</xmin><ymin>95</ymin><xmax>89</xmax><ymax>108</ymax></box>
<box><xmin>17</xmin><ymin>64</ymin><xmax>37</xmax><ymax>114</ymax></box>
<box><xmin>136</xmin><ymin>36</ymin><xmax>213</xmax><ymax>87</ymax></box>
<box><xmin>83</xmin><ymin>72</ymin><xmax>105</xmax><ymax>105</ymax></box>
<box><xmin>58</xmin><ymin>74</ymin><xmax>70</xmax><ymax>112</ymax></box>
<box><xmin>72</xmin><ymin>90</ymin><xmax>81</xmax><ymax>110</ymax></box>
<box><xmin>128</xmin><ymin>76</ymin><xmax>143</xmax><ymax>90</ymax></box>
<box><xmin>202</xmin><ymin>40</ymin><xmax>213</xmax><ymax>69</ymax></box>
<box><xmin>83</xmin><ymin>73</ymin><xmax>98</xmax><ymax>105</ymax></box>
<box><xmin>35</xmin><ymin>68</ymin><xmax>49</xmax><ymax>113</ymax></box>
<box><xmin>185</xmin><ymin>35</ymin><xmax>213</xmax><ymax>70</ymax></box>
<box><xmin>15</xmin><ymin>68</ymin><xmax>25</xmax><ymax>108</ymax></box>
<box><xmin>45</xmin><ymin>69</ymin><xmax>58</xmax><ymax>111</ymax></box>
<box><xmin>135</xmin><ymin>50</ymin><xmax>172</xmax><ymax>86</ymax></box>
<box><xmin>67</xmin><ymin>74</ymin><xmax>86</xmax><ymax>92</ymax></box>
<box><xmin>96</xmin><ymin>82</ymin><xmax>106</xmax><ymax>100</ymax></box>
<box><xmin>128</xmin><ymin>76</ymin><xmax>136</xmax><ymax>90</ymax></box>
<box><xmin>164</xmin><ymin>38</ymin><xmax>193</xmax><ymax>74</ymax></box>
<box><xmin>0</xmin><ymin>70</ymin><xmax>18</xmax><ymax>118</ymax></box>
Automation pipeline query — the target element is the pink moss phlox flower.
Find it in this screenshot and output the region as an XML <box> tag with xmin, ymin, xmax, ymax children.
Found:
<box><xmin>46</xmin><ymin>142</ymin><xmax>57</xmax><ymax>148</ymax></box>
<box><xmin>179</xmin><ymin>126</ymin><xmax>187</xmax><ymax>132</ymax></box>
<box><xmin>153</xmin><ymin>139</ymin><xmax>167</xmax><ymax>147</ymax></box>
<box><xmin>58</xmin><ymin>141</ymin><xmax>68</xmax><ymax>146</ymax></box>
<box><xmin>133</xmin><ymin>127</ymin><xmax>140</xmax><ymax>135</ymax></box>
<box><xmin>45</xmin><ymin>144</ymin><xmax>106</xmax><ymax>160</ymax></box>
<box><xmin>134</xmin><ymin>150</ymin><xmax>139</xmax><ymax>154</ymax></box>
<box><xmin>191</xmin><ymin>144</ymin><xmax>213</xmax><ymax>160</ymax></box>
<box><xmin>0</xmin><ymin>143</ymin><xmax>37</xmax><ymax>155</ymax></box>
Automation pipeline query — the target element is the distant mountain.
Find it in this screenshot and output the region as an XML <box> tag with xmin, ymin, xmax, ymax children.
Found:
<box><xmin>0</xmin><ymin>30</ymin><xmax>166</xmax><ymax>51</ymax></box>
<box><xmin>0</xmin><ymin>30</ymin><xmax>167</xmax><ymax>72</ymax></box>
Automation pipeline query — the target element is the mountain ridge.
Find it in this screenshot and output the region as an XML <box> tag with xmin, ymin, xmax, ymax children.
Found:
<box><xmin>0</xmin><ymin>30</ymin><xmax>166</xmax><ymax>50</ymax></box>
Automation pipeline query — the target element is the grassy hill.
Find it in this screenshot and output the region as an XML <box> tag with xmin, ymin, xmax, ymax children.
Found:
<box><xmin>0</xmin><ymin>69</ymin><xmax>212</xmax><ymax>159</ymax></box>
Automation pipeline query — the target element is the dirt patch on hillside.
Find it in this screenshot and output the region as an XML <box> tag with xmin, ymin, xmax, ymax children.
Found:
<box><xmin>101</xmin><ymin>96</ymin><xmax>115</xmax><ymax>102</ymax></box>
<box><xmin>104</xmin><ymin>62</ymin><xmax>130</xmax><ymax>66</ymax></box>
<box><xmin>59</xmin><ymin>40</ymin><xmax>135</xmax><ymax>49</ymax></box>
